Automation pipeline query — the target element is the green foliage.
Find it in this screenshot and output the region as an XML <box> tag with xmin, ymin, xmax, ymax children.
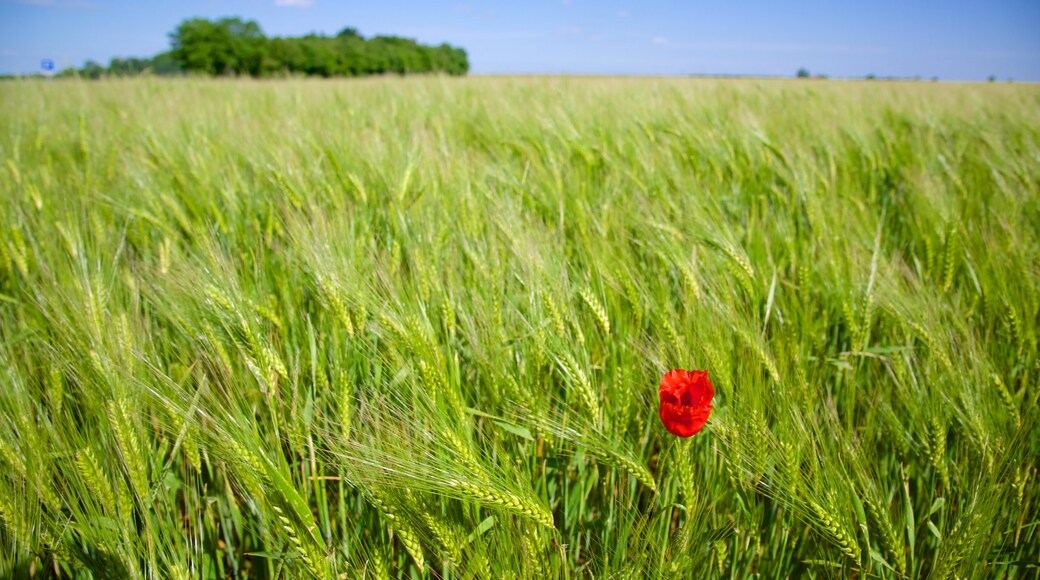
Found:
<box><xmin>62</xmin><ymin>17</ymin><xmax>468</xmax><ymax>79</ymax></box>
<box><xmin>57</xmin><ymin>51</ymin><xmax>182</xmax><ymax>79</ymax></box>
<box><xmin>0</xmin><ymin>77</ymin><xmax>1038</xmax><ymax>578</ymax></box>
<box><xmin>169</xmin><ymin>17</ymin><xmax>267</xmax><ymax>76</ymax></box>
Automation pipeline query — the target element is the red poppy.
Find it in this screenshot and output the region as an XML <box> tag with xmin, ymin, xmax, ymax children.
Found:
<box><xmin>659</xmin><ymin>369</ymin><xmax>714</xmax><ymax>437</ymax></box>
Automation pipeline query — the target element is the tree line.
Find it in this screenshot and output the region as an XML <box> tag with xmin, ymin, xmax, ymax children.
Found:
<box><xmin>62</xmin><ymin>17</ymin><xmax>468</xmax><ymax>78</ymax></box>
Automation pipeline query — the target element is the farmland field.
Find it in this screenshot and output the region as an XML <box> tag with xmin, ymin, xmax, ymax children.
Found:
<box><xmin>0</xmin><ymin>77</ymin><xmax>1038</xmax><ymax>578</ymax></box>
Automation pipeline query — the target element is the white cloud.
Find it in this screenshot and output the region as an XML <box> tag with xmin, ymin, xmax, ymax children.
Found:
<box><xmin>275</xmin><ymin>0</ymin><xmax>314</xmax><ymax>7</ymax></box>
<box><xmin>652</xmin><ymin>37</ymin><xmax>668</xmax><ymax>45</ymax></box>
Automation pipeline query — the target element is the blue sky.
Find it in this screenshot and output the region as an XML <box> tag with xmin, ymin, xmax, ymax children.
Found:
<box><xmin>1</xmin><ymin>0</ymin><xmax>1038</xmax><ymax>80</ymax></box>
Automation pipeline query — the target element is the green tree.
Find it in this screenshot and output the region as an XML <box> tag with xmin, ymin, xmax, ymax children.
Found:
<box><xmin>169</xmin><ymin>17</ymin><xmax>266</xmax><ymax>76</ymax></box>
<box><xmin>150</xmin><ymin>51</ymin><xmax>183</xmax><ymax>75</ymax></box>
<box><xmin>74</xmin><ymin>17</ymin><xmax>469</xmax><ymax>79</ymax></box>
<box><xmin>81</xmin><ymin>60</ymin><xmax>105</xmax><ymax>79</ymax></box>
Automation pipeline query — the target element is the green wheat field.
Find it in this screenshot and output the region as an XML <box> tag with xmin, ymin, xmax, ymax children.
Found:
<box><xmin>1</xmin><ymin>77</ymin><xmax>1038</xmax><ymax>578</ymax></box>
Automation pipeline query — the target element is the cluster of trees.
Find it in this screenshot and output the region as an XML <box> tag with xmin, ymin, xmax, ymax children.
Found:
<box><xmin>64</xmin><ymin>53</ymin><xmax>181</xmax><ymax>79</ymax></box>
<box><xmin>170</xmin><ymin>19</ymin><xmax>468</xmax><ymax>77</ymax></box>
<box><xmin>62</xmin><ymin>17</ymin><xmax>468</xmax><ymax>78</ymax></box>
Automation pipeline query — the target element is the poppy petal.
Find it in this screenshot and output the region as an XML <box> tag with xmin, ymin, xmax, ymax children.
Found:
<box><xmin>658</xmin><ymin>368</ymin><xmax>715</xmax><ymax>438</ymax></box>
